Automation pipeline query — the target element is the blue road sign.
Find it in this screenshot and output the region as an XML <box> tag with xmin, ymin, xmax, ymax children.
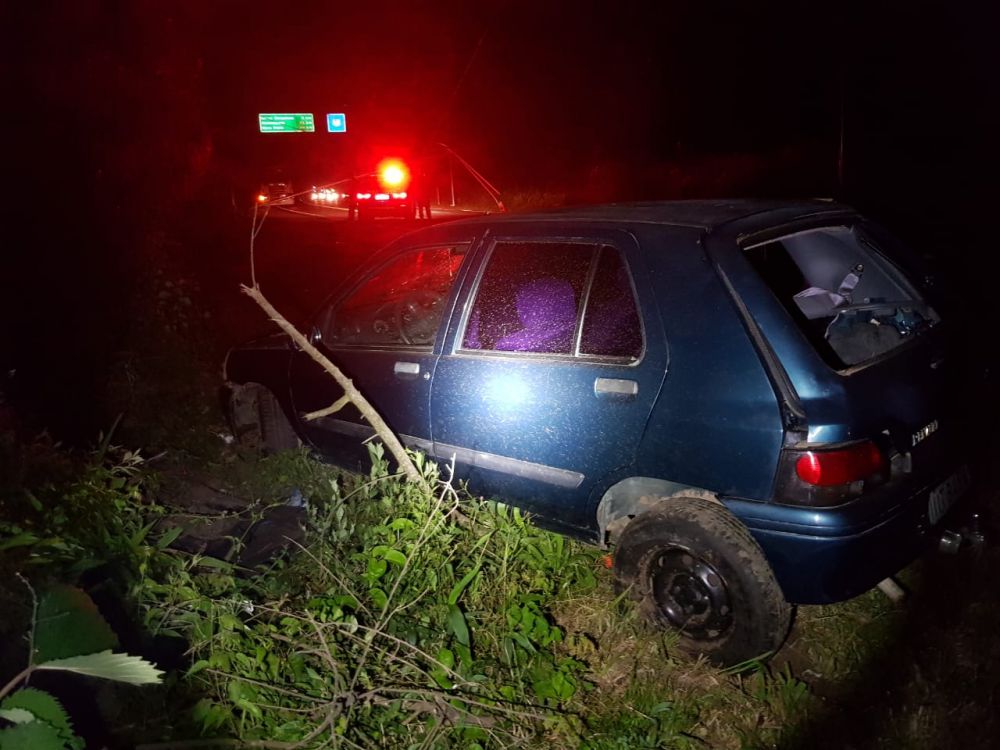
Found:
<box><xmin>326</xmin><ymin>113</ymin><xmax>347</xmax><ymax>133</ymax></box>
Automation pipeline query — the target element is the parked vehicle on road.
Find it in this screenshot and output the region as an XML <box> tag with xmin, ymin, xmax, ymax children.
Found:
<box><xmin>224</xmin><ymin>200</ymin><xmax>977</xmax><ymax>665</ymax></box>
<box><xmin>256</xmin><ymin>181</ymin><xmax>296</xmax><ymax>207</ymax></box>
<box><xmin>309</xmin><ymin>186</ymin><xmax>343</xmax><ymax>205</ymax></box>
<box><xmin>350</xmin><ymin>159</ymin><xmax>415</xmax><ymax>220</ymax></box>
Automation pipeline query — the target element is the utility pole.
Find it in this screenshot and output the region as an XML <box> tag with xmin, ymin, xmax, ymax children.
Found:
<box><xmin>449</xmin><ymin>153</ymin><xmax>456</xmax><ymax>207</ymax></box>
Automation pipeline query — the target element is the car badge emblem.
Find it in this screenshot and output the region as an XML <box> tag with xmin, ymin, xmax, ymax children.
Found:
<box><xmin>911</xmin><ymin>419</ymin><xmax>939</xmax><ymax>447</ymax></box>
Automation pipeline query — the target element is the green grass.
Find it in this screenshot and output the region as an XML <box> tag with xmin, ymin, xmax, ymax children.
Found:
<box><xmin>1</xmin><ymin>435</ymin><xmax>822</xmax><ymax>748</ymax></box>
<box><xmin>787</xmin><ymin>589</ymin><xmax>902</xmax><ymax>687</ymax></box>
<box><xmin>10</xmin><ymin>426</ymin><xmax>1000</xmax><ymax>749</ymax></box>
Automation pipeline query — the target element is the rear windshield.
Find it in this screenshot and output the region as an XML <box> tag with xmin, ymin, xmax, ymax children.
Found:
<box><xmin>745</xmin><ymin>225</ymin><xmax>939</xmax><ymax>370</ymax></box>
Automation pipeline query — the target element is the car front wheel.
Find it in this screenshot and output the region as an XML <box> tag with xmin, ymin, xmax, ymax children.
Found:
<box><xmin>613</xmin><ymin>497</ymin><xmax>791</xmax><ymax>667</ymax></box>
<box><xmin>229</xmin><ymin>385</ymin><xmax>300</xmax><ymax>455</ymax></box>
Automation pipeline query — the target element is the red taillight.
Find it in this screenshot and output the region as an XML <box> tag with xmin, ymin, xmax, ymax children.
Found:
<box><xmin>356</xmin><ymin>192</ymin><xmax>372</xmax><ymax>200</ymax></box>
<box><xmin>257</xmin><ymin>193</ymin><xmax>268</xmax><ymax>202</ymax></box>
<box><xmin>795</xmin><ymin>441</ymin><xmax>886</xmax><ymax>486</ymax></box>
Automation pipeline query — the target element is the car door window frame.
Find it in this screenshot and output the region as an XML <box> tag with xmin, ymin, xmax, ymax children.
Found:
<box><xmin>315</xmin><ymin>242</ymin><xmax>472</xmax><ymax>352</ymax></box>
<box><xmin>452</xmin><ymin>235</ymin><xmax>646</xmax><ymax>364</ymax></box>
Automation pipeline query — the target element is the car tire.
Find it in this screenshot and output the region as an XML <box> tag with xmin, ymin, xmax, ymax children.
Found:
<box><xmin>613</xmin><ymin>497</ymin><xmax>791</xmax><ymax>667</ymax></box>
<box><xmin>258</xmin><ymin>389</ymin><xmax>300</xmax><ymax>454</ymax></box>
<box><xmin>229</xmin><ymin>385</ymin><xmax>300</xmax><ymax>455</ymax></box>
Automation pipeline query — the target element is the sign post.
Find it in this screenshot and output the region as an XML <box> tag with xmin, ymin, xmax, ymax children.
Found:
<box><xmin>258</xmin><ymin>113</ymin><xmax>316</xmax><ymax>133</ymax></box>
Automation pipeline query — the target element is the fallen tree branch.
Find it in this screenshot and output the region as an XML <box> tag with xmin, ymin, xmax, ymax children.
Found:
<box><xmin>241</xmin><ymin>284</ymin><xmax>428</xmax><ymax>489</ymax></box>
<box><xmin>303</xmin><ymin>393</ymin><xmax>350</xmax><ymax>421</ymax></box>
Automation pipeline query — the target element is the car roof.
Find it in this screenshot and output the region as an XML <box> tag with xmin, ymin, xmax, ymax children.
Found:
<box><xmin>381</xmin><ymin>199</ymin><xmax>863</xmax><ymax>262</ymax></box>
<box><xmin>441</xmin><ymin>199</ymin><xmax>853</xmax><ymax>232</ymax></box>
<box><xmin>328</xmin><ymin>199</ymin><xmax>860</xmax><ymax>315</ymax></box>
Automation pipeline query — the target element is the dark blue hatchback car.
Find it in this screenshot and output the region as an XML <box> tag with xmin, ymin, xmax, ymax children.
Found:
<box><xmin>224</xmin><ymin>200</ymin><xmax>974</xmax><ymax>665</ymax></box>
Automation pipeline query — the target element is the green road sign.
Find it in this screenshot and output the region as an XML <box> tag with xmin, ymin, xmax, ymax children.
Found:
<box><xmin>258</xmin><ymin>113</ymin><xmax>316</xmax><ymax>133</ymax></box>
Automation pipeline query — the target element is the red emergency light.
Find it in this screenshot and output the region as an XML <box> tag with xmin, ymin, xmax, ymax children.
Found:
<box><xmin>376</xmin><ymin>158</ymin><xmax>410</xmax><ymax>190</ymax></box>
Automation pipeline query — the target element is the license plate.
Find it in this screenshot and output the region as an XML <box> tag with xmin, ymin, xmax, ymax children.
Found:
<box><xmin>928</xmin><ymin>465</ymin><xmax>971</xmax><ymax>525</ymax></box>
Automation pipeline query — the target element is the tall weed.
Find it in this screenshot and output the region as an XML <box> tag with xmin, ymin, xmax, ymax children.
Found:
<box><xmin>3</xmin><ymin>437</ymin><xmax>820</xmax><ymax>748</ymax></box>
<box><xmin>136</xmin><ymin>444</ymin><xmax>603</xmax><ymax>747</ymax></box>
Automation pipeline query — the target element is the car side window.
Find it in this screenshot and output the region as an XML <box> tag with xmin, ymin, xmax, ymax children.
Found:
<box><xmin>461</xmin><ymin>241</ymin><xmax>642</xmax><ymax>360</ymax></box>
<box><xmin>580</xmin><ymin>246</ymin><xmax>643</xmax><ymax>359</ymax></box>
<box><xmin>462</xmin><ymin>242</ymin><xmax>593</xmax><ymax>354</ymax></box>
<box><xmin>324</xmin><ymin>244</ymin><xmax>468</xmax><ymax>347</ymax></box>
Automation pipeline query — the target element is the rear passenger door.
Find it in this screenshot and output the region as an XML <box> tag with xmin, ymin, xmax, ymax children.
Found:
<box><xmin>431</xmin><ymin>229</ymin><xmax>666</xmax><ymax>533</ymax></box>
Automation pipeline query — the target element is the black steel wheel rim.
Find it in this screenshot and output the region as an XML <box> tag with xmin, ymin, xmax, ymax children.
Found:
<box><xmin>649</xmin><ymin>546</ymin><xmax>733</xmax><ymax>640</ymax></box>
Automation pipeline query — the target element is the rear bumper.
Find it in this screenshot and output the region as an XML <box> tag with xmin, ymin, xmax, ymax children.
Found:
<box><xmin>357</xmin><ymin>200</ymin><xmax>412</xmax><ymax>216</ymax></box>
<box><xmin>726</xmin><ymin>466</ymin><xmax>973</xmax><ymax>604</ymax></box>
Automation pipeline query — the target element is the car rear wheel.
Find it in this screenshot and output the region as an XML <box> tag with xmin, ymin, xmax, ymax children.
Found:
<box><xmin>613</xmin><ymin>497</ymin><xmax>791</xmax><ymax>667</ymax></box>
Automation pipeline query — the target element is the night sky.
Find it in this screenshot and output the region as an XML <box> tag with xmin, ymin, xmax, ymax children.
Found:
<box><xmin>2</xmin><ymin>1</ymin><xmax>997</xmax><ymax>438</ymax></box>
<box><xmin>7</xmin><ymin>2</ymin><xmax>997</xmax><ymax>217</ymax></box>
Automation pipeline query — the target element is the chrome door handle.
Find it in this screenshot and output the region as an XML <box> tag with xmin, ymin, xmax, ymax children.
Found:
<box><xmin>394</xmin><ymin>361</ymin><xmax>421</xmax><ymax>379</ymax></box>
<box><xmin>594</xmin><ymin>377</ymin><xmax>638</xmax><ymax>400</ymax></box>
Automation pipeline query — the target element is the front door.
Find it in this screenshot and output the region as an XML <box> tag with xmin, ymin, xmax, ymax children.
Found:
<box><xmin>289</xmin><ymin>242</ymin><xmax>471</xmax><ymax>470</ymax></box>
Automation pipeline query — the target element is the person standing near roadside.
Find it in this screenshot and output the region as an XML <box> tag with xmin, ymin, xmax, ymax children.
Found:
<box><xmin>414</xmin><ymin>166</ymin><xmax>432</xmax><ymax>220</ymax></box>
<box><xmin>346</xmin><ymin>173</ymin><xmax>359</xmax><ymax>221</ymax></box>
<box><xmin>345</xmin><ymin>151</ymin><xmax>360</xmax><ymax>221</ymax></box>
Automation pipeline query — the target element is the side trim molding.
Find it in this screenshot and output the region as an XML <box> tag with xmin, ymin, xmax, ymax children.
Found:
<box><xmin>317</xmin><ymin>418</ymin><xmax>584</xmax><ymax>489</ymax></box>
<box><xmin>434</xmin><ymin>442</ymin><xmax>585</xmax><ymax>489</ymax></box>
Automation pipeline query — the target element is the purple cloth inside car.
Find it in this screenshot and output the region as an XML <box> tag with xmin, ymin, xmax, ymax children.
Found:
<box><xmin>494</xmin><ymin>277</ymin><xmax>577</xmax><ymax>353</ymax></box>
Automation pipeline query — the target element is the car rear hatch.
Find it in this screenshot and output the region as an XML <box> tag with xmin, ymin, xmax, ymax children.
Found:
<box><xmin>718</xmin><ymin>220</ymin><xmax>967</xmax><ymax>522</ymax></box>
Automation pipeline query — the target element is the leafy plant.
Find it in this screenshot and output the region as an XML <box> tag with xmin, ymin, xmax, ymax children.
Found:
<box><xmin>130</xmin><ymin>444</ymin><xmax>606</xmax><ymax>747</ymax></box>
<box><xmin>0</xmin><ymin>436</ymin><xmax>159</xmax><ymax>579</ymax></box>
<box><xmin>0</xmin><ymin>580</ymin><xmax>163</xmax><ymax>750</ymax></box>
<box><xmin>1</xmin><ymin>432</ymin><xmax>824</xmax><ymax>748</ymax></box>
<box><xmin>580</xmin><ymin>690</ymin><xmax>701</xmax><ymax>750</ymax></box>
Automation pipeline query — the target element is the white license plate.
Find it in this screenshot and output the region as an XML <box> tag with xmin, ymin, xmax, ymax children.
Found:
<box><xmin>928</xmin><ymin>465</ymin><xmax>971</xmax><ymax>525</ymax></box>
